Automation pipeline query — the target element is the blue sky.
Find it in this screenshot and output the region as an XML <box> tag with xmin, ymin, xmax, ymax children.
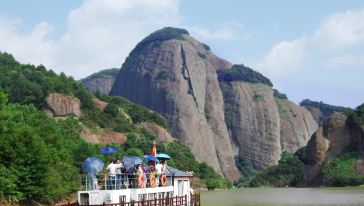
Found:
<box><xmin>0</xmin><ymin>0</ymin><xmax>363</xmax><ymax>107</ymax></box>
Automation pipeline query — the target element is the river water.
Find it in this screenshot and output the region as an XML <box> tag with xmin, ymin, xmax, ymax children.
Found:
<box><xmin>201</xmin><ymin>187</ymin><xmax>364</xmax><ymax>206</ymax></box>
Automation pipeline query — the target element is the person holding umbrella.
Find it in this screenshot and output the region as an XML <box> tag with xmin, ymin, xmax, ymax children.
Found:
<box><xmin>82</xmin><ymin>157</ymin><xmax>104</xmax><ymax>190</ymax></box>
<box><xmin>106</xmin><ymin>159</ymin><xmax>123</xmax><ymax>190</ymax></box>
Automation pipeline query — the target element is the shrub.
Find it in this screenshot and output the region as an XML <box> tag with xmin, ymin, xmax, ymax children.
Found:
<box><xmin>273</xmin><ymin>89</ymin><xmax>288</xmax><ymax>99</ymax></box>
<box><xmin>253</xmin><ymin>94</ymin><xmax>264</xmax><ymax>102</ymax></box>
<box><xmin>249</xmin><ymin>152</ymin><xmax>305</xmax><ymax>187</ymax></box>
<box><xmin>322</xmin><ymin>151</ymin><xmax>364</xmax><ymax>186</ymax></box>
<box><xmin>156</xmin><ymin>71</ymin><xmax>169</xmax><ymax>80</ymax></box>
<box><xmin>217</xmin><ymin>64</ymin><xmax>273</xmax><ymax>87</ymax></box>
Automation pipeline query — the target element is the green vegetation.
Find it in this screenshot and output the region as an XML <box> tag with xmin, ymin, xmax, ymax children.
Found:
<box><xmin>80</xmin><ymin>68</ymin><xmax>119</xmax><ymax>83</ymax></box>
<box><xmin>300</xmin><ymin>99</ymin><xmax>348</xmax><ymax>123</ymax></box>
<box><xmin>234</xmin><ymin>156</ymin><xmax>257</xmax><ymax>187</ymax></box>
<box><xmin>217</xmin><ymin>64</ymin><xmax>273</xmax><ymax>87</ymax></box>
<box><xmin>277</xmin><ymin>104</ymin><xmax>288</xmax><ymax>118</ymax></box>
<box><xmin>253</xmin><ymin>94</ymin><xmax>264</xmax><ymax>102</ymax></box>
<box><xmin>322</xmin><ymin>150</ymin><xmax>364</xmax><ymax>186</ymax></box>
<box><xmin>157</xmin><ymin>141</ymin><xmax>232</xmax><ymax>190</ymax></box>
<box><xmin>346</xmin><ymin>103</ymin><xmax>364</xmax><ymax>130</ymax></box>
<box><xmin>0</xmin><ymin>93</ymin><xmax>99</xmax><ymax>203</ymax></box>
<box><xmin>0</xmin><ymin>51</ymin><xmax>230</xmax><ymax>203</ymax></box>
<box><xmin>96</xmin><ymin>94</ymin><xmax>168</xmax><ymax>129</ymax></box>
<box><xmin>201</xmin><ymin>43</ymin><xmax>211</xmax><ymax>51</ymax></box>
<box><xmin>198</xmin><ymin>52</ymin><xmax>207</xmax><ymax>59</ymax></box>
<box><xmin>273</xmin><ymin>89</ymin><xmax>288</xmax><ymax>99</ymax></box>
<box><xmin>156</xmin><ymin>71</ymin><xmax>169</xmax><ymax>80</ymax></box>
<box><xmin>249</xmin><ymin>152</ymin><xmax>305</xmax><ymax>187</ymax></box>
<box><xmin>0</xmin><ymin>52</ymin><xmax>94</xmax><ymax>110</ymax></box>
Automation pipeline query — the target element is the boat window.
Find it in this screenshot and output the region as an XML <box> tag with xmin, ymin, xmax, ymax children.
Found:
<box><xmin>158</xmin><ymin>192</ymin><xmax>164</xmax><ymax>199</ymax></box>
<box><xmin>178</xmin><ymin>180</ymin><xmax>183</xmax><ymax>196</ymax></box>
<box><xmin>183</xmin><ymin>180</ymin><xmax>188</xmax><ymax>195</ymax></box>
<box><xmin>80</xmin><ymin>193</ymin><xmax>89</xmax><ymax>205</ymax></box>
<box><xmin>149</xmin><ymin>193</ymin><xmax>156</xmax><ymax>200</ymax></box>
<box><xmin>138</xmin><ymin>194</ymin><xmax>147</xmax><ymax>201</ymax></box>
<box><xmin>119</xmin><ymin>195</ymin><xmax>126</xmax><ymax>203</ymax></box>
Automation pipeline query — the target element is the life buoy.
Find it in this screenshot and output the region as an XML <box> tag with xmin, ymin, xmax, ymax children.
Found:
<box><xmin>138</xmin><ymin>175</ymin><xmax>145</xmax><ymax>188</ymax></box>
<box><xmin>161</xmin><ymin>175</ymin><xmax>167</xmax><ymax>186</ymax></box>
<box><xmin>149</xmin><ymin>173</ymin><xmax>157</xmax><ymax>188</ymax></box>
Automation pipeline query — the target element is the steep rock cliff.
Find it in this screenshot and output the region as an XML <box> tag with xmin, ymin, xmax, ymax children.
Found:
<box><xmin>110</xmin><ymin>27</ymin><xmax>318</xmax><ymax>180</ymax></box>
<box><xmin>110</xmin><ymin>28</ymin><xmax>240</xmax><ymax>180</ymax></box>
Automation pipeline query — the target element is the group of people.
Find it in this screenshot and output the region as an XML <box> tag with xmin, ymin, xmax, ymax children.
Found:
<box><xmin>104</xmin><ymin>159</ymin><xmax>169</xmax><ymax>190</ymax></box>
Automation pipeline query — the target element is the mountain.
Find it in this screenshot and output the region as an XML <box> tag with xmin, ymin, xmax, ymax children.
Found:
<box><xmin>300</xmin><ymin>99</ymin><xmax>348</xmax><ymax>125</ymax></box>
<box><xmin>110</xmin><ymin>27</ymin><xmax>318</xmax><ymax>181</ymax></box>
<box><xmin>81</xmin><ymin>68</ymin><xmax>119</xmax><ymax>94</ymax></box>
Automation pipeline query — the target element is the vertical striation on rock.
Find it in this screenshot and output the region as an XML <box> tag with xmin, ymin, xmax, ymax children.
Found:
<box><xmin>110</xmin><ymin>28</ymin><xmax>240</xmax><ymax>180</ymax></box>
<box><xmin>110</xmin><ymin>27</ymin><xmax>318</xmax><ymax>180</ymax></box>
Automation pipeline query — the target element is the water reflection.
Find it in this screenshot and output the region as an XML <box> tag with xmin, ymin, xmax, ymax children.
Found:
<box><xmin>202</xmin><ymin>187</ymin><xmax>364</xmax><ymax>206</ymax></box>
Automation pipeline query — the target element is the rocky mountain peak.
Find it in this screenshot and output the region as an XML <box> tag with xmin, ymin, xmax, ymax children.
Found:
<box><xmin>109</xmin><ymin>27</ymin><xmax>318</xmax><ymax>181</ymax></box>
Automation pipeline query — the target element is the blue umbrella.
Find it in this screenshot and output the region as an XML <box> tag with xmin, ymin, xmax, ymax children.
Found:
<box><xmin>122</xmin><ymin>156</ymin><xmax>135</xmax><ymax>174</ymax></box>
<box><xmin>82</xmin><ymin>157</ymin><xmax>104</xmax><ymax>174</ymax></box>
<box><xmin>130</xmin><ymin>156</ymin><xmax>143</xmax><ymax>165</ymax></box>
<box><xmin>156</xmin><ymin>153</ymin><xmax>171</xmax><ymax>159</ymax></box>
<box><xmin>144</xmin><ymin>155</ymin><xmax>159</xmax><ymax>163</ymax></box>
<box><xmin>100</xmin><ymin>147</ymin><xmax>118</xmax><ymax>154</ymax></box>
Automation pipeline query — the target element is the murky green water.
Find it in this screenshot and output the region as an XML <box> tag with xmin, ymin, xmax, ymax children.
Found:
<box><xmin>201</xmin><ymin>187</ymin><xmax>364</xmax><ymax>206</ymax></box>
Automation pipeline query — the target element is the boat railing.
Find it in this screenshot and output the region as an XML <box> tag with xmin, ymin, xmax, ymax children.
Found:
<box><xmin>58</xmin><ymin>193</ymin><xmax>200</xmax><ymax>206</ymax></box>
<box><xmin>81</xmin><ymin>173</ymin><xmax>173</xmax><ymax>190</ymax></box>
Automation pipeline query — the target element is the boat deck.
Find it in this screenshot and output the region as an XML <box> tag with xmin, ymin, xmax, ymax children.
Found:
<box><xmin>59</xmin><ymin>193</ymin><xmax>200</xmax><ymax>206</ymax></box>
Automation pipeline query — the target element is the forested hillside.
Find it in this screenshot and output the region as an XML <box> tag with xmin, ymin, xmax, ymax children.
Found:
<box><xmin>0</xmin><ymin>52</ymin><xmax>228</xmax><ymax>204</ymax></box>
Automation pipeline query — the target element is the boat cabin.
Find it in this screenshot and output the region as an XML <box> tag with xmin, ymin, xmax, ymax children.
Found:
<box><xmin>76</xmin><ymin>166</ymin><xmax>199</xmax><ymax>206</ymax></box>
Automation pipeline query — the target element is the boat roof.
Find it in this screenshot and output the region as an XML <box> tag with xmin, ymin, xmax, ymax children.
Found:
<box><xmin>166</xmin><ymin>166</ymin><xmax>194</xmax><ymax>177</ymax></box>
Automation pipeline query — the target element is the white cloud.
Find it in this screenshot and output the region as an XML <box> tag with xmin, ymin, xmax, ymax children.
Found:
<box><xmin>0</xmin><ymin>0</ymin><xmax>182</xmax><ymax>79</ymax></box>
<box><xmin>0</xmin><ymin>0</ymin><xmax>253</xmax><ymax>79</ymax></box>
<box><xmin>325</xmin><ymin>53</ymin><xmax>364</xmax><ymax>68</ymax></box>
<box><xmin>257</xmin><ymin>9</ymin><xmax>364</xmax><ymax>77</ymax></box>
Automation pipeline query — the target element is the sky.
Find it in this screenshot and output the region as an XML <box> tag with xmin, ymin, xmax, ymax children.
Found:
<box><xmin>0</xmin><ymin>0</ymin><xmax>363</xmax><ymax>108</ymax></box>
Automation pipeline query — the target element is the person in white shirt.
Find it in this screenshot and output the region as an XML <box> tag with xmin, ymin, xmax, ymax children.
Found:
<box><xmin>155</xmin><ymin>162</ymin><xmax>163</xmax><ymax>186</ymax></box>
<box><xmin>106</xmin><ymin>160</ymin><xmax>123</xmax><ymax>190</ymax></box>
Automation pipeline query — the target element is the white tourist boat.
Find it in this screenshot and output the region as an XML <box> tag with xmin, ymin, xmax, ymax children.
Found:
<box><xmin>74</xmin><ymin>166</ymin><xmax>199</xmax><ymax>206</ymax></box>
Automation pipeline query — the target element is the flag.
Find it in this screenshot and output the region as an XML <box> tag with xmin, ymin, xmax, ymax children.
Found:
<box><xmin>151</xmin><ymin>141</ymin><xmax>157</xmax><ymax>156</ymax></box>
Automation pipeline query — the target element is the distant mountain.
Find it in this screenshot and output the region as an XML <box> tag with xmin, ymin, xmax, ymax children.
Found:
<box><xmin>300</xmin><ymin>99</ymin><xmax>348</xmax><ymax>124</ymax></box>
<box><xmin>81</xmin><ymin>68</ymin><xmax>119</xmax><ymax>94</ymax></box>
<box><xmin>110</xmin><ymin>27</ymin><xmax>318</xmax><ymax>181</ymax></box>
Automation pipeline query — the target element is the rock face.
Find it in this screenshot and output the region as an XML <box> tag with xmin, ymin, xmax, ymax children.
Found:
<box><xmin>110</xmin><ymin>27</ymin><xmax>318</xmax><ymax>180</ymax></box>
<box><xmin>81</xmin><ymin>127</ymin><xmax>127</xmax><ymax>145</ymax></box>
<box><xmin>222</xmin><ymin>82</ymin><xmax>318</xmax><ymax>169</ymax></box>
<box><xmin>138</xmin><ymin>122</ymin><xmax>176</xmax><ymax>143</ymax></box>
<box><xmin>81</xmin><ymin>68</ymin><xmax>119</xmax><ymax>95</ymax></box>
<box><xmin>45</xmin><ymin>92</ymin><xmax>81</xmax><ymax>117</ymax></box>
<box><xmin>303</xmin><ymin>113</ymin><xmax>352</xmax><ymax>185</ymax></box>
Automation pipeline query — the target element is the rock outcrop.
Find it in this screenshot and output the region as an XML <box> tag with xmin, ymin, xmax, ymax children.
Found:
<box><xmin>138</xmin><ymin>122</ymin><xmax>176</xmax><ymax>143</ymax></box>
<box><xmin>110</xmin><ymin>27</ymin><xmax>318</xmax><ymax>180</ymax></box>
<box><xmin>300</xmin><ymin>99</ymin><xmax>348</xmax><ymax>125</ymax></box>
<box><xmin>81</xmin><ymin>68</ymin><xmax>119</xmax><ymax>95</ymax></box>
<box><xmin>45</xmin><ymin>92</ymin><xmax>81</xmax><ymax>117</ymax></box>
<box><xmin>81</xmin><ymin>127</ymin><xmax>127</xmax><ymax>145</ymax></box>
<box><xmin>303</xmin><ymin>113</ymin><xmax>352</xmax><ymax>185</ymax></box>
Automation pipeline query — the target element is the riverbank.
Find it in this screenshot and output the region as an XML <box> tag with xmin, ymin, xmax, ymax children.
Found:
<box><xmin>202</xmin><ymin>187</ymin><xmax>364</xmax><ymax>206</ymax></box>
